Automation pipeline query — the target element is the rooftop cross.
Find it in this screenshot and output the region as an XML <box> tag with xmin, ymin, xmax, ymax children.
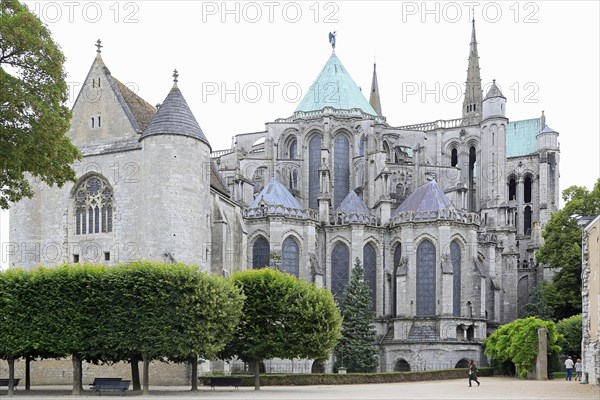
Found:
<box><xmin>95</xmin><ymin>39</ymin><xmax>102</xmax><ymax>53</ymax></box>
<box><xmin>173</xmin><ymin>69</ymin><xmax>179</xmax><ymax>83</ymax></box>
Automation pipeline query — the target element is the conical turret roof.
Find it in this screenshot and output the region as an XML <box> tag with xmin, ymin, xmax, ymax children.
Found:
<box><xmin>250</xmin><ymin>177</ymin><xmax>302</xmax><ymax>209</ymax></box>
<box><xmin>393</xmin><ymin>180</ymin><xmax>454</xmax><ymax>216</ymax></box>
<box><xmin>141</xmin><ymin>84</ymin><xmax>210</xmax><ymax>147</ymax></box>
<box><xmin>336</xmin><ymin>191</ymin><xmax>372</xmax><ymax>216</ymax></box>
<box><xmin>484</xmin><ymin>79</ymin><xmax>505</xmax><ymax>100</ymax></box>
<box><xmin>295</xmin><ymin>53</ymin><xmax>377</xmax><ymax>115</ymax></box>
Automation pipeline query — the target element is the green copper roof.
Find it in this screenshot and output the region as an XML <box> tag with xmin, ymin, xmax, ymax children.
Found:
<box><xmin>506</xmin><ymin>118</ymin><xmax>540</xmax><ymax>157</ymax></box>
<box><xmin>295</xmin><ymin>53</ymin><xmax>377</xmax><ymax>115</ymax></box>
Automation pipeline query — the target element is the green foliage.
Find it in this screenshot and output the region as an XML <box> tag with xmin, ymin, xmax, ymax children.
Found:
<box><xmin>555</xmin><ymin>314</ymin><xmax>582</xmax><ymax>357</ymax></box>
<box><xmin>536</xmin><ymin>179</ymin><xmax>600</xmax><ymax>320</ymax></box>
<box><xmin>0</xmin><ymin>262</ymin><xmax>243</xmax><ymax>365</ymax></box>
<box><xmin>334</xmin><ymin>258</ymin><xmax>378</xmax><ymax>373</ymax></box>
<box><xmin>524</xmin><ymin>283</ymin><xmax>556</xmax><ymax>321</ymax></box>
<box><xmin>220</xmin><ymin>268</ymin><xmax>342</xmax><ymax>367</ymax></box>
<box><xmin>0</xmin><ymin>0</ymin><xmax>81</xmax><ymax>209</ymax></box>
<box><xmin>484</xmin><ymin>317</ymin><xmax>562</xmax><ymax>378</ymax></box>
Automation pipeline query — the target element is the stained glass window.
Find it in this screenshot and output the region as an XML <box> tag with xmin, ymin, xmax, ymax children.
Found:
<box><xmin>333</xmin><ymin>135</ymin><xmax>349</xmax><ymax>209</ymax></box>
<box><xmin>416</xmin><ymin>240</ymin><xmax>436</xmax><ymax>316</ymax></box>
<box><xmin>451</xmin><ymin>241</ymin><xmax>461</xmax><ymax>317</ymax></box>
<box><xmin>363</xmin><ymin>243</ymin><xmax>377</xmax><ymax>312</ymax></box>
<box><xmin>282</xmin><ymin>237</ymin><xmax>299</xmax><ymax>278</ymax></box>
<box><xmin>74</xmin><ymin>176</ymin><xmax>113</xmax><ymax>235</ymax></box>
<box><xmin>252</xmin><ymin>236</ymin><xmax>270</xmax><ymax>269</ymax></box>
<box><xmin>331</xmin><ymin>242</ymin><xmax>350</xmax><ymax>300</ymax></box>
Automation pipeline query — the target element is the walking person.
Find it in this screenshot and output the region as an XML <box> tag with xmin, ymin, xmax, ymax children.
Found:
<box><xmin>564</xmin><ymin>356</ymin><xmax>574</xmax><ymax>381</ymax></box>
<box><xmin>575</xmin><ymin>358</ymin><xmax>582</xmax><ymax>381</ymax></box>
<box><xmin>468</xmin><ymin>359</ymin><xmax>480</xmax><ymax>387</ymax></box>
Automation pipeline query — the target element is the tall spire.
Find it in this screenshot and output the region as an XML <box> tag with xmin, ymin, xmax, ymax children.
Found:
<box><xmin>369</xmin><ymin>63</ymin><xmax>382</xmax><ymax>116</ymax></box>
<box><xmin>462</xmin><ymin>19</ymin><xmax>483</xmax><ymax>121</ymax></box>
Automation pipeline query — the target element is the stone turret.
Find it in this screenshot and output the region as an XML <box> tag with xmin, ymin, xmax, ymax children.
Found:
<box><xmin>482</xmin><ymin>79</ymin><xmax>506</xmax><ymax>121</ymax></box>
<box><xmin>139</xmin><ymin>71</ymin><xmax>212</xmax><ymax>267</ymax></box>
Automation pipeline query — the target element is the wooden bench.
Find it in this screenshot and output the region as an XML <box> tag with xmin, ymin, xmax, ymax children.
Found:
<box><xmin>0</xmin><ymin>378</ymin><xmax>20</xmax><ymax>390</ymax></box>
<box><xmin>90</xmin><ymin>378</ymin><xmax>130</xmax><ymax>395</ymax></box>
<box><xmin>208</xmin><ymin>376</ymin><xmax>242</xmax><ymax>390</ymax></box>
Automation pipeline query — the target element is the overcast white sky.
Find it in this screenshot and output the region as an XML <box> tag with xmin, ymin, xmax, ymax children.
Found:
<box><xmin>1</xmin><ymin>0</ymin><xmax>599</xmax><ymax>269</ymax></box>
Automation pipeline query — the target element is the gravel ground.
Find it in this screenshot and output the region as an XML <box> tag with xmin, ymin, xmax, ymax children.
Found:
<box><xmin>1</xmin><ymin>377</ymin><xmax>598</xmax><ymax>399</ymax></box>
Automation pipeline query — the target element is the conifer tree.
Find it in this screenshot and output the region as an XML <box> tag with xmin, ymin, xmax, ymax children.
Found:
<box><xmin>334</xmin><ymin>258</ymin><xmax>378</xmax><ymax>372</ymax></box>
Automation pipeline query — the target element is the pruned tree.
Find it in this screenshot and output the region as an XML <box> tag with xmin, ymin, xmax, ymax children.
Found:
<box><xmin>220</xmin><ymin>269</ymin><xmax>342</xmax><ymax>390</ymax></box>
<box><xmin>484</xmin><ymin>317</ymin><xmax>562</xmax><ymax>378</ymax></box>
<box><xmin>334</xmin><ymin>258</ymin><xmax>378</xmax><ymax>373</ymax></box>
<box><xmin>0</xmin><ymin>0</ymin><xmax>81</xmax><ymax>209</ymax></box>
<box><xmin>0</xmin><ymin>262</ymin><xmax>244</xmax><ymax>395</ymax></box>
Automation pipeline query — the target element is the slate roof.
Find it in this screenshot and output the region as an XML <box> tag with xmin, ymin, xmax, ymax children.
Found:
<box><xmin>250</xmin><ymin>177</ymin><xmax>302</xmax><ymax>209</ymax></box>
<box><xmin>75</xmin><ymin>55</ymin><xmax>156</xmax><ymax>133</ymax></box>
<box><xmin>113</xmin><ymin>78</ymin><xmax>156</xmax><ymax>131</ymax></box>
<box><xmin>392</xmin><ymin>180</ymin><xmax>454</xmax><ymax>216</ymax></box>
<box><xmin>210</xmin><ymin>160</ymin><xmax>230</xmax><ymax>197</ymax></box>
<box><xmin>484</xmin><ymin>80</ymin><xmax>505</xmax><ymax>100</ymax></box>
<box><xmin>295</xmin><ymin>53</ymin><xmax>377</xmax><ymax>115</ymax></box>
<box><xmin>141</xmin><ymin>84</ymin><xmax>211</xmax><ymax>147</ymax></box>
<box><xmin>336</xmin><ymin>191</ymin><xmax>373</xmax><ymax>216</ymax></box>
<box><xmin>538</xmin><ymin>125</ymin><xmax>558</xmax><ymax>135</ymax></box>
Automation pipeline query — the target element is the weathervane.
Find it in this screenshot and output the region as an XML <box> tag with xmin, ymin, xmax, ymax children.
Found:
<box><xmin>95</xmin><ymin>39</ymin><xmax>102</xmax><ymax>54</ymax></box>
<box><xmin>173</xmin><ymin>69</ymin><xmax>179</xmax><ymax>83</ymax></box>
<box><xmin>328</xmin><ymin>31</ymin><xmax>337</xmax><ymax>51</ymax></box>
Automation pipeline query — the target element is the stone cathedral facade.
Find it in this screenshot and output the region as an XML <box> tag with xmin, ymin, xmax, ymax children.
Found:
<box><xmin>10</xmin><ymin>22</ymin><xmax>560</xmax><ymax>372</ymax></box>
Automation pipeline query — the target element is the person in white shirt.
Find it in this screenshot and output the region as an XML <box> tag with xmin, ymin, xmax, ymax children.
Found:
<box><xmin>564</xmin><ymin>356</ymin><xmax>574</xmax><ymax>381</ymax></box>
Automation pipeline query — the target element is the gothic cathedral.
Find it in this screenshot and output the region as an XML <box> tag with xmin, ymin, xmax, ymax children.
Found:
<box><xmin>10</xmin><ymin>21</ymin><xmax>560</xmax><ymax>372</ymax></box>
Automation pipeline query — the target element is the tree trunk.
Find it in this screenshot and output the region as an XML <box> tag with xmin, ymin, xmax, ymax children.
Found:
<box><xmin>131</xmin><ymin>355</ymin><xmax>141</xmax><ymax>391</ymax></box>
<box><xmin>253</xmin><ymin>360</ymin><xmax>260</xmax><ymax>391</ymax></box>
<box><xmin>72</xmin><ymin>355</ymin><xmax>82</xmax><ymax>396</ymax></box>
<box><xmin>142</xmin><ymin>353</ymin><xmax>150</xmax><ymax>395</ymax></box>
<box><xmin>25</xmin><ymin>355</ymin><xmax>31</xmax><ymax>390</ymax></box>
<box><xmin>7</xmin><ymin>356</ymin><xmax>15</xmax><ymax>397</ymax></box>
<box><xmin>190</xmin><ymin>356</ymin><xmax>198</xmax><ymax>391</ymax></box>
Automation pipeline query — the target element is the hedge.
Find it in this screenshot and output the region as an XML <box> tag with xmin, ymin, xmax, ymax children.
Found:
<box><xmin>201</xmin><ymin>368</ymin><xmax>494</xmax><ymax>386</ymax></box>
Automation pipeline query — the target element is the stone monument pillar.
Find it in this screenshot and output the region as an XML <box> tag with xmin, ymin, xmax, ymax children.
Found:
<box><xmin>536</xmin><ymin>327</ymin><xmax>548</xmax><ymax>380</ymax></box>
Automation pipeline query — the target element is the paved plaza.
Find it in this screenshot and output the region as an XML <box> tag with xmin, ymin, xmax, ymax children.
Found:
<box><xmin>2</xmin><ymin>377</ymin><xmax>598</xmax><ymax>399</ymax></box>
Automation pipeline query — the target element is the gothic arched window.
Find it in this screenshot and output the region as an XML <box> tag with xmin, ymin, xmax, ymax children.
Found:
<box><xmin>252</xmin><ymin>236</ymin><xmax>270</xmax><ymax>269</ymax></box>
<box><xmin>308</xmin><ymin>135</ymin><xmax>321</xmax><ymax>210</ymax></box>
<box><xmin>451</xmin><ymin>241</ymin><xmax>461</xmax><ymax>317</ymax></box>
<box><xmin>75</xmin><ymin>175</ymin><xmax>113</xmax><ymax>235</ymax></box>
<box><xmin>451</xmin><ymin>148</ymin><xmax>458</xmax><ymax>167</ymax></box>
<box><xmin>524</xmin><ymin>205</ymin><xmax>532</xmax><ymax>235</ymax></box>
<box><xmin>331</xmin><ymin>242</ymin><xmax>350</xmax><ymax>300</ymax></box>
<box><xmin>333</xmin><ymin>135</ymin><xmax>350</xmax><ymax>209</ymax></box>
<box><xmin>363</xmin><ymin>243</ymin><xmax>377</xmax><ymax>312</ymax></box>
<box><xmin>524</xmin><ymin>176</ymin><xmax>532</xmax><ymax>203</ymax></box>
<box><xmin>508</xmin><ymin>178</ymin><xmax>516</xmax><ymax>201</ymax></box>
<box><xmin>392</xmin><ymin>243</ymin><xmax>402</xmax><ymax>316</ymax></box>
<box><xmin>281</xmin><ymin>236</ymin><xmax>299</xmax><ymax>278</ymax></box>
<box><xmin>416</xmin><ymin>239</ymin><xmax>436</xmax><ymax>316</ymax></box>
<box><xmin>359</xmin><ymin>135</ymin><xmax>365</xmax><ymax>157</ymax></box>
<box><xmin>289</xmin><ymin>138</ymin><xmax>297</xmax><ymax>160</ymax></box>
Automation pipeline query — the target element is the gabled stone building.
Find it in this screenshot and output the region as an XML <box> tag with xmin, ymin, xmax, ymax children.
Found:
<box><xmin>10</xmin><ymin>21</ymin><xmax>560</xmax><ymax>372</ymax></box>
